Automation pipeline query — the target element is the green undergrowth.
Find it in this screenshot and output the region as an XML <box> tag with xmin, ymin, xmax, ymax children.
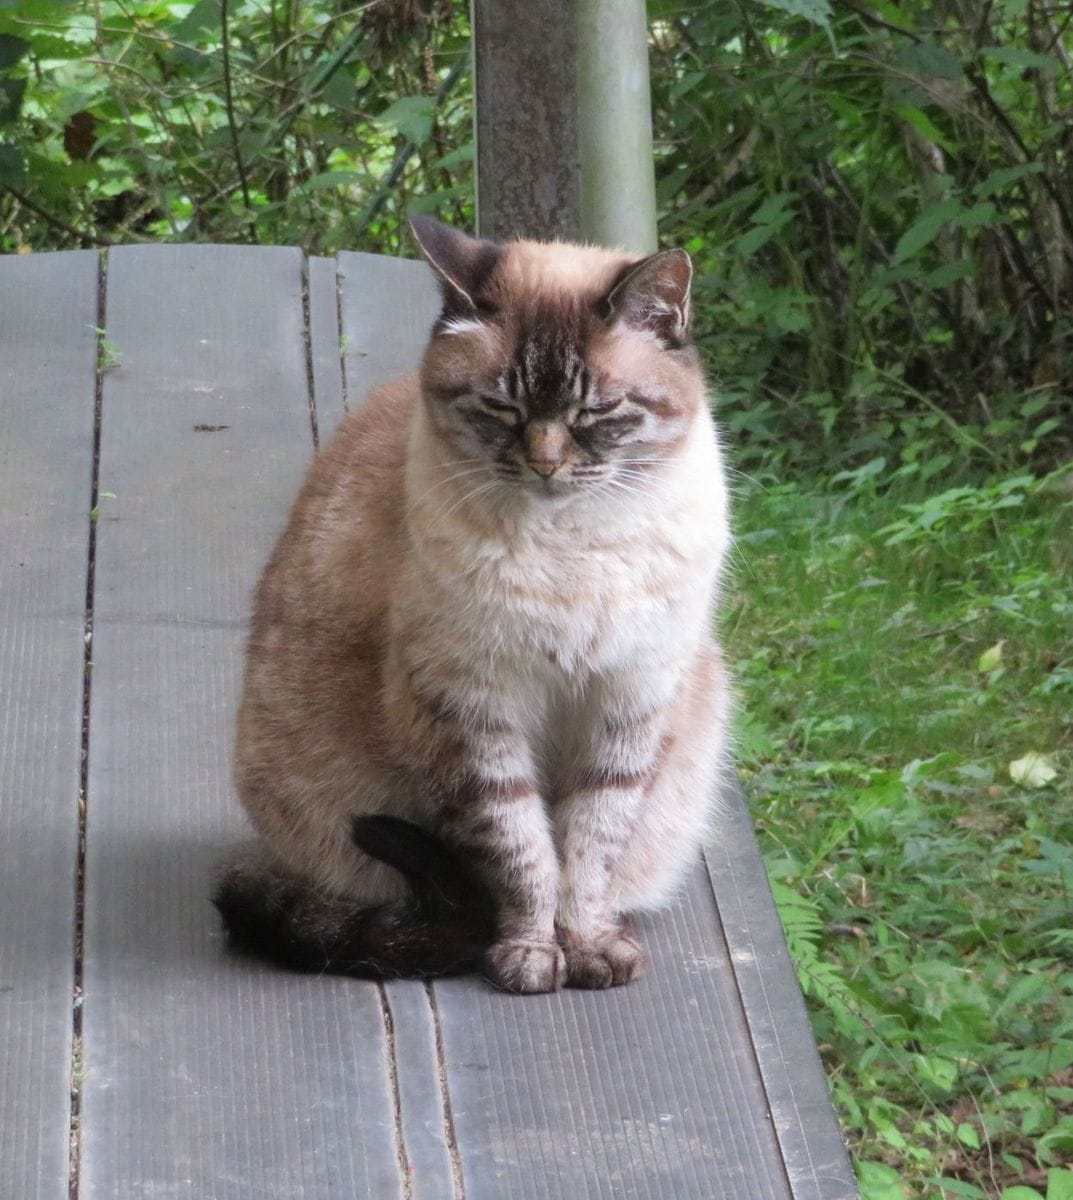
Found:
<box><xmin>728</xmin><ymin>463</ymin><xmax>1073</xmax><ymax>1200</ymax></box>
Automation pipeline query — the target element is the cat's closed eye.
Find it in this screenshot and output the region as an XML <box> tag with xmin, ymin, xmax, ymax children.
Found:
<box><xmin>574</xmin><ymin>397</ymin><xmax>623</xmax><ymax>424</ymax></box>
<box><xmin>480</xmin><ymin>396</ymin><xmax>523</xmax><ymax>422</ymax></box>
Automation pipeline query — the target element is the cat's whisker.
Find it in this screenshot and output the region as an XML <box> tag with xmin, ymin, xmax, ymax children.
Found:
<box><xmin>610</xmin><ymin>470</ymin><xmax>676</xmax><ymax>505</ymax></box>
<box><xmin>406</xmin><ymin>466</ymin><xmax>491</xmax><ymax>513</ymax></box>
<box><xmin>434</xmin><ymin>479</ymin><xmax>504</xmax><ymax>526</ymax></box>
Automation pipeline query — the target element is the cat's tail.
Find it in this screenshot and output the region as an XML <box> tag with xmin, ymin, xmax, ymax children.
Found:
<box><xmin>212</xmin><ymin>816</ymin><xmax>497</xmax><ymax>979</ymax></box>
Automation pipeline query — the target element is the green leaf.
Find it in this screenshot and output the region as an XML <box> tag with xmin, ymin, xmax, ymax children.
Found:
<box><xmin>0</xmin><ymin>33</ymin><xmax>28</xmax><ymax>68</ymax></box>
<box><xmin>975</xmin><ymin>162</ymin><xmax>1045</xmax><ymax>197</ymax></box>
<box><xmin>857</xmin><ymin>1160</ymin><xmax>909</xmax><ymax>1199</ymax></box>
<box><xmin>171</xmin><ymin>0</ymin><xmax>221</xmax><ymax>44</ymax></box>
<box><xmin>295</xmin><ymin>170</ymin><xmax>368</xmax><ymax>193</ymax></box>
<box><xmin>929</xmin><ymin>1179</ymin><xmax>989</xmax><ymax>1198</ymax></box>
<box><xmin>978</xmin><ymin>641</ymin><xmax>1004</xmax><ymax>671</ymax></box>
<box><xmin>0</xmin><ymin>75</ymin><xmax>26</xmax><ymax>124</ymax></box>
<box><xmin>1048</xmin><ymin>1169</ymin><xmax>1073</xmax><ymax>1200</ymax></box>
<box><xmin>757</xmin><ymin>0</ymin><xmax>831</xmax><ymax>25</ymax></box>
<box><xmin>1009</xmin><ymin>752</ymin><xmax>1058</xmax><ymax>788</ymax></box>
<box><xmin>898</xmin><ymin>40</ymin><xmax>964</xmax><ymax>80</ymax></box>
<box><xmin>375</xmin><ymin>94</ymin><xmax>436</xmax><ymax>145</ymax></box>
<box><xmin>893</xmin><ymin>199</ymin><xmax>962</xmax><ymax>263</ymax></box>
<box><xmin>0</xmin><ymin>140</ymin><xmax>24</xmax><ymax>183</ymax></box>
<box><xmin>738</xmin><ymin>212</ymin><xmax>793</xmax><ymax>256</ymax></box>
<box><xmin>956</xmin><ymin>202</ymin><xmax>998</xmax><ymax>231</ymax></box>
<box><xmin>1001</xmin><ymin>1189</ymin><xmax>1046</xmax><ymax>1200</ymax></box>
<box><xmin>956</xmin><ymin>1122</ymin><xmax>980</xmax><ymax>1149</ymax></box>
<box><xmin>895</xmin><ymin>105</ymin><xmax>956</xmax><ymax>153</ymax></box>
<box><xmin>319</xmin><ymin>68</ymin><xmax>354</xmax><ymax>111</ymax></box>
<box><xmin>984</xmin><ymin>45</ymin><xmax>1059</xmax><ymax>73</ymax></box>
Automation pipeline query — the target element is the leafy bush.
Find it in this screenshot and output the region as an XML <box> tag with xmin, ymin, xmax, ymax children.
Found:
<box><xmin>0</xmin><ymin>0</ymin><xmax>472</xmax><ymax>253</ymax></box>
<box><xmin>649</xmin><ymin>0</ymin><xmax>1072</xmax><ymax>475</ymax></box>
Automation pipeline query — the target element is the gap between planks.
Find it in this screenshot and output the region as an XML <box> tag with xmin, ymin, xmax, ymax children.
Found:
<box><xmin>69</xmin><ymin>247</ymin><xmax>108</xmax><ymax>1200</ymax></box>
<box><xmin>300</xmin><ymin>253</ymin><xmax>319</xmax><ymax>450</ymax></box>
<box><xmin>378</xmin><ymin>986</ymin><xmax>414</xmax><ymax>1199</ymax></box>
<box><xmin>425</xmin><ymin>982</ymin><xmax>466</xmax><ymax>1200</ymax></box>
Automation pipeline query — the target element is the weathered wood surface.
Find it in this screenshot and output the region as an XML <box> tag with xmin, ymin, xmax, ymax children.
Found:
<box><xmin>0</xmin><ymin>246</ymin><xmax>859</xmax><ymax>1200</ymax></box>
<box><xmin>0</xmin><ymin>250</ymin><xmax>97</xmax><ymax>1200</ymax></box>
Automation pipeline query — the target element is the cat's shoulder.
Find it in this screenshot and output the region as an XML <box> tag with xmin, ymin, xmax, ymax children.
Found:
<box><xmin>320</xmin><ymin>372</ymin><xmax>420</xmax><ymax>470</ymax></box>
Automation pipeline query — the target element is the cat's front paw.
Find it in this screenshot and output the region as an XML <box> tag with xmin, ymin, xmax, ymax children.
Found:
<box><xmin>560</xmin><ymin>930</ymin><xmax>647</xmax><ymax>989</ymax></box>
<box><xmin>484</xmin><ymin>938</ymin><xmax>565</xmax><ymax>994</ymax></box>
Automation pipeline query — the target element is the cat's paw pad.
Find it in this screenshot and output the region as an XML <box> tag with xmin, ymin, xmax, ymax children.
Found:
<box><xmin>484</xmin><ymin>939</ymin><xmax>565</xmax><ymax>994</ymax></box>
<box><xmin>563</xmin><ymin>934</ymin><xmax>647</xmax><ymax>990</ymax></box>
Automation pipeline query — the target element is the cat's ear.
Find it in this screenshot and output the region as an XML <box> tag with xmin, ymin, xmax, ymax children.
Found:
<box><xmin>410</xmin><ymin>215</ymin><xmax>501</xmax><ymax>317</ymax></box>
<box><xmin>602</xmin><ymin>248</ymin><xmax>693</xmax><ymax>348</ymax></box>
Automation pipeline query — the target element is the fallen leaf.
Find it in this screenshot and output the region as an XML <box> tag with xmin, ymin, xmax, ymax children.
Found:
<box><xmin>1009</xmin><ymin>753</ymin><xmax>1058</xmax><ymax>788</ymax></box>
<box><xmin>978</xmin><ymin>640</ymin><xmax>1004</xmax><ymax>672</ymax></box>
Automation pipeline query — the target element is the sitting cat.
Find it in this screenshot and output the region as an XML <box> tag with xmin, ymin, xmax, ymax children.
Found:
<box><xmin>214</xmin><ymin>216</ymin><xmax>732</xmax><ymax>993</ymax></box>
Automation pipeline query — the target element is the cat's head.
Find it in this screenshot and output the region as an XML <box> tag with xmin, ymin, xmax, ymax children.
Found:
<box><xmin>412</xmin><ymin>216</ymin><xmax>708</xmax><ymax>500</ymax></box>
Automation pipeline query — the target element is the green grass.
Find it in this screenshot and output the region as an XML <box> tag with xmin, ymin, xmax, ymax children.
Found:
<box><xmin>728</xmin><ymin>467</ymin><xmax>1073</xmax><ymax>1200</ymax></box>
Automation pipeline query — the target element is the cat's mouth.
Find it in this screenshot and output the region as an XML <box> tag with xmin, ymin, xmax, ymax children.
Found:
<box><xmin>519</xmin><ymin>470</ymin><xmax>596</xmax><ymax>499</ymax></box>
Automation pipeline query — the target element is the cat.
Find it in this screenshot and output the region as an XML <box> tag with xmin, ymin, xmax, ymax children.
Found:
<box><xmin>213</xmin><ymin>215</ymin><xmax>732</xmax><ymax>993</ymax></box>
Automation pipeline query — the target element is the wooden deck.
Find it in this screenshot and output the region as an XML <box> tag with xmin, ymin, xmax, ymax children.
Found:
<box><xmin>0</xmin><ymin>245</ymin><xmax>859</xmax><ymax>1200</ymax></box>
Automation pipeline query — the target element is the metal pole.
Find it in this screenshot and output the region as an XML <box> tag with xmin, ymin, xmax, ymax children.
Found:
<box><xmin>576</xmin><ymin>0</ymin><xmax>658</xmax><ymax>253</ymax></box>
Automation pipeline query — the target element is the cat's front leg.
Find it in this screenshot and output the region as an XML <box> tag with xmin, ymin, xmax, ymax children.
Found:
<box><xmin>391</xmin><ymin>657</ymin><xmax>563</xmax><ymax>992</ymax></box>
<box><xmin>554</xmin><ymin>672</ymin><xmax>671</xmax><ymax>988</ymax></box>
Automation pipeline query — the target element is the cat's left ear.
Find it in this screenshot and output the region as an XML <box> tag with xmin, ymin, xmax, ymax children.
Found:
<box><xmin>602</xmin><ymin>248</ymin><xmax>693</xmax><ymax>348</ymax></box>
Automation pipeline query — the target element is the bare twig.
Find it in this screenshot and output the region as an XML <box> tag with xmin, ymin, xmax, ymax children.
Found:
<box><xmin>0</xmin><ymin>184</ymin><xmax>112</xmax><ymax>247</ymax></box>
<box><xmin>220</xmin><ymin>0</ymin><xmax>255</xmax><ymax>233</ymax></box>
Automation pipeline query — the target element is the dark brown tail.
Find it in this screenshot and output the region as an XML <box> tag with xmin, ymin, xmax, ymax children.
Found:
<box><xmin>212</xmin><ymin>816</ymin><xmax>497</xmax><ymax>979</ymax></box>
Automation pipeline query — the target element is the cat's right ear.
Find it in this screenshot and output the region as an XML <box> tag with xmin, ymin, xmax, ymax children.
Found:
<box><xmin>410</xmin><ymin>215</ymin><xmax>501</xmax><ymax>318</ymax></box>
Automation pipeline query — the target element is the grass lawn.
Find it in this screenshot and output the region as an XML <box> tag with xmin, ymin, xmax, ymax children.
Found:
<box><xmin>728</xmin><ymin>467</ymin><xmax>1073</xmax><ymax>1200</ymax></box>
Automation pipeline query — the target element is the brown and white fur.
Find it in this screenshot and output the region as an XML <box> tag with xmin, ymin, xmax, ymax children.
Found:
<box><xmin>214</xmin><ymin>217</ymin><xmax>732</xmax><ymax>993</ymax></box>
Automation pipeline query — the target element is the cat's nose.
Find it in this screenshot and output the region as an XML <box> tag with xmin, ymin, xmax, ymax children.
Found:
<box><xmin>526</xmin><ymin>460</ymin><xmax>561</xmax><ymax>479</ymax></box>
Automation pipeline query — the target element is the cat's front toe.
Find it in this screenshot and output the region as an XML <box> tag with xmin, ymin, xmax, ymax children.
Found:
<box><xmin>561</xmin><ymin>932</ymin><xmax>647</xmax><ymax>989</ymax></box>
<box><xmin>484</xmin><ymin>938</ymin><xmax>565</xmax><ymax>994</ymax></box>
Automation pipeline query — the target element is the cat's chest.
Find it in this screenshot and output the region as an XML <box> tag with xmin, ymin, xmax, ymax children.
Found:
<box><xmin>412</xmin><ymin>518</ymin><xmax>711</xmax><ymax>671</ymax></box>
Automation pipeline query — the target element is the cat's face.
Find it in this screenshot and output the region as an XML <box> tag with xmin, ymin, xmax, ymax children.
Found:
<box><xmin>413</xmin><ymin>219</ymin><xmax>706</xmax><ymax>501</ymax></box>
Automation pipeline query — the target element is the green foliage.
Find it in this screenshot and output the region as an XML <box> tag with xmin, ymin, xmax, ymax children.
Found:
<box><xmin>0</xmin><ymin>0</ymin><xmax>472</xmax><ymax>253</ymax></box>
<box><xmin>649</xmin><ymin>1</ymin><xmax>1073</xmax><ymax>475</ymax></box>
<box><xmin>732</xmin><ymin>471</ymin><xmax>1073</xmax><ymax>1197</ymax></box>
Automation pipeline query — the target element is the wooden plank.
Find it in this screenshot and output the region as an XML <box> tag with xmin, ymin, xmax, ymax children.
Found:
<box><xmin>336</xmin><ymin>250</ymin><xmax>440</xmax><ymax>427</ymax></box>
<box><xmin>0</xmin><ymin>250</ymin><xmax>98</xmax><ymax>1200</ymax></box>
<box><xmin>432</xmin><ymin>863</ymin><xmax>793</xmax><ymax>1199</ymax></box>
<box><xmin>472</xmin><ymin>0</ymin><xmax>580</xmax><ymax>241</ymax></box>
<box><xmin>80</xmin><ymin>244</ymin><xmax>423</xmax><ymax>1198</ymax></box>
<box><xmin>706</xmin><ymin>784</ymin><xmax>860</xmax><ymax>1199</ymax></box>
<box><xmin>307</xmin><ymin>255</ymin><xmax>345</xmax><ymax>442</ymax></box>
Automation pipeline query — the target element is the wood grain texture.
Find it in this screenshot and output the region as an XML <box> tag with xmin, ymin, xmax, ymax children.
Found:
<box><xmin>705</xmin><ymin>785</ymin><xmax>860</xmax><ymax>1199</ymax></box>
<box><xmin>336</xmin><ymin>249</ymin><xmax>440</xmax><ymax>416</ymax></box>
<box><xmin>80</xmin><ymin>244</ymin><xmax>415</xmax><ymax>1199</ymax></box>
<box><xmin>307</xmin><ymin>255</ymin><xmax>345</xmax><ymax>442</ymax></box>
<box><xmin>432</xmin><ymin>860</ymin><xmax>795</xmax><ymax>1200</ymax></box>
<box><xmin>0</xmin><ymin>250</ymin><xmax>98</xmax><ymax>1200</ymax></box>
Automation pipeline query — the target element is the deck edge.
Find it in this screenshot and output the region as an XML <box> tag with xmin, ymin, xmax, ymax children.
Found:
<box><xmin>703</xmin><ymin>778</ymin><xmax>860</xmax><ymax>1200</ymax></box>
